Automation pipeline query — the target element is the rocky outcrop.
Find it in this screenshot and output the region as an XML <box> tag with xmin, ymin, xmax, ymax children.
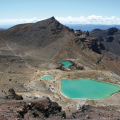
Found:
<box><xmin>74</xmin><ymin>30</ymin><xmax>89</xmax><ymax>37</ymax></box>
<box><xmin>0</xmin><ymin>97</ymin><xmax>66</xmax><ymax>120</ymax></box>
<box><xmin>70</xmin><ymin>105</ymin><xmax>120</xmax><ymax>119</ymax></box>
<box><xmin>90</xmin><ymin>27</ymin><xmax>120</xmax><ymax>56</ymax></box>
<box><xmin>57</xmin><ymin>61</ymin><xmax>84</xmax><ymax>71</ymax></box>
<box><xmin>1</xmin><ymin>99</ymin><xmax>120</xmax><ymax>120</ymax></box>
<box><xmin>75</xmin><ymin>36</ymin><xmax>105</xmax><ymax>54</ymax></box>
<box><xmin>106</xmin><ymin>27</ymin><xmax>118</xmax><ymax>35</ymax></box>
<box><xmin>74</xmin><ymin>30</ymin><xmax>82</xmax><ymax>36</ymax></box>
<box><xmin>86</xmin><ymin>38</ymin><xmax>105</xmax><ymax>54</ymax></box>
<box><xmin>106</xmin><ymin>35</ymin><xmax>114</xmax><ymax>42</ymax></box>
<box><xmin>17</xmin><ymin>97</ymin><xmax>65</xmax><ymax>119</ymax></box>
<box><xmin>5</xmin><ymin>88</ymin><xmax>23</xmax><ymax>100</ymax></box>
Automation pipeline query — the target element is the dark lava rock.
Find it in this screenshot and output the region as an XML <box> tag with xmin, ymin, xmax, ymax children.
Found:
<box><xmin>1</xmin><ymin>97</ymin><xmax>120</xmax><ymax>119</ymax></box>
<box><xmin>17</xmin><ymin>97</ymin><xmax>66</xmax><ymax>119</ymax></box>
<box><xmin>74</xmin><ymin>30</ymin><xmax>82</xmax><ymax>36</ymax></box>
<box><xmin>75</xmin><ymin>36</ymin><xmax>105</xmax><ymax>54</ymax></box>
<box><xmin>6</xmin><ymin>88</ymin><xmax>23</xmax><ymax>100</ymax></box>
<box><xmin>0</xmin><ymin>97</ymin><xmax>66</xmax><ymax>120</ymax></box>
<box><xmin>86</xmin><ymin>31</ymin><xmax>89</xmax><ymax>36</ymax></box>
<box><xmin>106</xmin><ymin>35</ymin><xmax>114</xmax><ymax>42</ymax></box>
<box><xmin>90</xmin><ymin>27</ymin><xmax>120</xmax><ymax>56</ymax></box>
<box><xmin>9</xmin><ymin>79</ymin><xmax>12</xmax><ymax>81</ymax></box>
<box><xmin>106</xmin><ymin>27</ymin><xmax>118</xmax><ymax>35</ymax></box>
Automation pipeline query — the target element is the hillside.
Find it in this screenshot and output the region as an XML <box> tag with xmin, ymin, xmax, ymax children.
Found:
<box><xmin>1</xmin><ymin>17</ymin><xmax>72</xmax><ymax>47</ymax></box>
<box><xmin>0</xmin><ymin>17</ymin><xmax>120</xmax><ymax>74</ymax></box>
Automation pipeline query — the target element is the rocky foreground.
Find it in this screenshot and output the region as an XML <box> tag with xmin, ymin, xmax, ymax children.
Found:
<box><xmin>0</xmin><ymin>97</ymin><xmax>120</xmax><ymax>120</ymax></box>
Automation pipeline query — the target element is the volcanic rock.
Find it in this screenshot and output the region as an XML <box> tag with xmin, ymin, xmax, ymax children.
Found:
<box><xmin>6</xmin><ymin>88</ymin><xmax>23</xmax><ymax>100</ymax></box>
<box><xmin>90</xmin><ymin>27</ymin><xmax>120</xmax><ymax>56</ymax></box>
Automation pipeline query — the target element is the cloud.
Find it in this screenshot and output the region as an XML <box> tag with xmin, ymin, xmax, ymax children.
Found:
<box><xmin>56</xmin><ymin>15</ymin><xmax>120</xmax><ymax>25</ymax></box>
<box><xmin>0</xmin><ymin>15</ymin><xmax>120</xmax><ymax>25</ymax></box>
<box><xmin>0</xmin><ymin>17</ymin><xmax>40</xmax><ymax>25</ymax></box>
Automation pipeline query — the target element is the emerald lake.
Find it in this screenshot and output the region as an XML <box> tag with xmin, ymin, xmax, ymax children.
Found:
<box><xmin>61</xmin><ymin>78</ymin><xmax>120</xmax><ymax>100</ymax></box>
<box><xmin>41</xmin><ymin>75</ymin><xmax>52</xmax><ymax>80</ymax></box>
<box><xmin>60</xmin><ymin>60</ymin><xmax>73</xmax><ymax>68</ymax></box>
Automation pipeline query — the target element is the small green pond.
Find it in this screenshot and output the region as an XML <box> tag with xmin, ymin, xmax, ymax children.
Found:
<box><xmin>41</xmin><ymin>75</ymin><xmax>52</xmax><ymax>80</ymax></box>
<box><xmin>61</xmin><ymin>78</ymin><xmax>120</xmax><ymax>100</ymax></box>
<box><xmin>60</xmin><ymin>60</ymin><xmax>73</xmax><ymax>68</ymax></box>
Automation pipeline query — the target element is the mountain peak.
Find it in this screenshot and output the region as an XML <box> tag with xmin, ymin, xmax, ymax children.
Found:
<box><xmin>36</xmin><ymin>16</ymin><xmax>58</xmax><ymax>26</ymax></box>
<box><xmin>50</xmin><ymin>16</ymin><xmax>55</xmax><ymax>20</ymax></box>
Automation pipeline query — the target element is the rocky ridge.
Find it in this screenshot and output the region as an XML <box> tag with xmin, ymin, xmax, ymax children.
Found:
<box><xmin>90</xmin><ymin>27</ymin><xmax>120</xmax><ymax>56</ymax></box>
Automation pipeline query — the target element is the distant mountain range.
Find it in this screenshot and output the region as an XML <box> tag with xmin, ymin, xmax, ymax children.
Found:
<box><xmin>0</xmin><ymin>25</ymin><xmax>14</xmax><ymax>29</ymax></box>
<box><xmin>66</xmin><ymin>24</ymin><xmax>120</xmax><ymax>31</ymax></box>
<box><xmin>1</xmin><ymin>24</ymin><xmax>120</xmax><ymax>31</ymax></box>
<box><xmin>0</xmin><ymin>28</ymin><xmax>5</xmax><ymax>30</ymax></box>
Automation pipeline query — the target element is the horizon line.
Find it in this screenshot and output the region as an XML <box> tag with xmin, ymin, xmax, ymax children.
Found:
<box><xmin>1</xmin><ymin>15</ymin><xmax>120</xmax><ymax>26</ymax></box>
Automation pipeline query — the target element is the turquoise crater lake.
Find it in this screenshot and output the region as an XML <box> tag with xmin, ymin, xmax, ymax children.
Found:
<box><xmin>60</xmin><ymin>60</ymin><xmax>73</xmax><ymax>68</ymax></box>
<box><xmin>41</xmin><ymin>75</ymin><xmax>52</xmax><ymax>80</ymax></box>
<box><xmin>61</xmin><ymin>78</ymin><xmax>120</xmax><ymax>100</ymax></box>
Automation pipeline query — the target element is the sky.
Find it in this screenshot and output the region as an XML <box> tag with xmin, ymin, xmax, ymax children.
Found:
<box><xmin>1</xmin><ymin>0</ymin><xmax>120</xmax><ymax>27</ymax></box>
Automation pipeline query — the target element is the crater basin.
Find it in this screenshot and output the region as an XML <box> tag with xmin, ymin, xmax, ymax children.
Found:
<box><xmin>41</xmin><ymin>75</ymin><xmax>52</xmax><ymax>80</ymax></box>
<box><xmin>60</xmin><ymin>60</ymin><xmax>73</xmax><ymax>68</ymax></box>
<box><xmin>61</xmin><ymin>78</ymin><xmax>120</xmax><ymax>100</ymax></box>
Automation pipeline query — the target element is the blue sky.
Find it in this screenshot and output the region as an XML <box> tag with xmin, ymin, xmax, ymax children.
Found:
<box><xmin>0</xmin><ymin>0</ymin><xmax>120</xmax><ymax>26</ymax></box>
